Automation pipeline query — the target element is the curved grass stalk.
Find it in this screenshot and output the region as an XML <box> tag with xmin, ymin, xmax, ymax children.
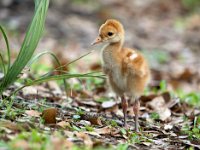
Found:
<box><xmin>27</xmin><ymin>73</ymin><xmax>105</xmax><ymax>85</ymax></box>
<box><xmin>0</xmin><ymin>26</ymin><xmax>11</xmax><ymax>73</ymax></box>
<box><xmin>53</xmin><ymin>50</ymin><xmax>95</xmax><ymax>72</ymax></box>
<box><xmin>0</xmin><ymin>53</ymin><xmax>6</xmax><ymax>75</ymax></box>
<box><xmin>27</xmin><ymin>51</ymin><xmax>68</xmax><ymax>94</ymax></box>
<box><xmin>9</xmin><ymin>72</ymin><xmax>105</xmax><ymax>98</ymax></box>
<box><xmin>27</xmin><ymin>51</ymin><xmax>60</xmax><ymax>67</ymax></box>
<box><xmin>39</xmin><ymin>49</ymin><xmax>97</xmax><ymax>79</ymax></box>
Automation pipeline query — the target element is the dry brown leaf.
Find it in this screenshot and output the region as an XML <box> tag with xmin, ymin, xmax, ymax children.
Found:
<box><xmin>64</xmin><ymin>131</ymin><xmax>75</xmax><ymax>138</ymax></box>
<box><xmin>94</xmin><ymin>87</ymin><xmax>106</xmax><ymax>94</ymax></box>
<box><xmin>25</xmin><ymin>110</ymin><xmax>41</xmax><ymax>117</ymax></box>
<box><xmin>105</xmin><ymin>104</ymin><xmax>119</xmax><ymax>114</ymax></box>
<box><xmin>178</xmin><ymin>68</ymin><xmax>194</xmax><ymax>81</ymax></box>
<box><xmin>147</xmin><ymin>96</ymin><xmax>171</xmax><ymax>121</ymax></box>
<box><xmin>22</xmin><ymin>86</ymin><xmax>37</xmax><ymax>96</ymax></box>
<box><xmin>47</xmin><ymin>81</ymin><xmax>62</xmax><ymax>95</ymax></box>
<box><xmin>50</xmin><ymin>136</ymin><xmax>73</xmax><ymax>150</ymax></box>
<box><xmin>57</xmin><ymin>121</ymin><xmax>70</xmax><ymax>128</ymax></box>
<box><xmin>79</xmin><ymin>120</ymin><xmax>91</xmax><ymax>126</ymax></box>
<box><xmin>94</xmin><ymin>126</ymin><xmax>111</xmax><ymax>135</ymax></box>
<box><xmin>76</xmin><ymin>132</ymin><xmax>93</xmax><ymax>148</ymax></box>
<box><xmin>83</xmin><ymin>131</ymin><xmax>101</xmax><ymax>137</ymax></box>
<box><xmin>77</xmin><ymin>99</ymin><xmax>97</xmax><ymax>107</ymax></box>
<box><xmin>42</xmin><ymin>108</ymin><xmax>58</xmax><ymax>124</ymax></box>
<box><xmin>13</xmin><ymin>140</ymin><xmax>29</xmax><ymax>150</ymax></box>
<box><xmin>90</xmin><ymin>63</ymin><xmax>101</xmax><ymax>71</ymax></box>
<box><xmin>140</xmin><ymin>94</ymin><xmax>157</xmax><ymax>103</ymax></box>
<box><xmin>161</xmin><ymin>92</ymin><xmax>171</xmax><ymax>103</ymax></box>
<box><xmin>81</xmin><ymin>113</ymin><xmax>102</xmax><ymax>126</ymax></box>
<box><xmin>79</xmin><ymin>90</ymin><xmax>93</xmax><ymax>98</ymax></box>
<box><xmin>142</xmin><ymin>142</ymin><xmax>152</xmax><ymax>146</ymax></box>
<box><xmin>0</xmin><ymin>120</ymin><xmax>20</xmax><ymax>132</ymax></box>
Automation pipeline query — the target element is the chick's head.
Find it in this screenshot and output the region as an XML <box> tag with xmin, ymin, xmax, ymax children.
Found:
<box><xmin>92</xmin><ymin>19</ymin><xmax>124</xmax><ymax>45</ymax></box>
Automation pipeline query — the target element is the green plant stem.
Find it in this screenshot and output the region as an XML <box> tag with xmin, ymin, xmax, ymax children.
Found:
<box><xmin>52</xmin><ymin>49</ymin><xmax>96</xmax><ymax>73</ymax></box>
<box><xmin>8</xmin><ymin>73</ymin><xmax>105</xmax><ymax>98</ymax></box>
<box><xmin>0</xmin><ymin>53</ymin><xmax>6</xmax><ymax>74</ymax></box>
<box><xmin>0</xmin><ymin>26</ymin><xmax>11</xmax><ymax>73</ymax></box>
<box><xmin>27</xmin><ymin>51</ymin><xmax>68</xmax><ymax>95</ymax></box>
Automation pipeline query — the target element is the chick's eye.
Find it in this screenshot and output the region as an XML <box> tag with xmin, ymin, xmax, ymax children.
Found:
<box><xmin>107</xmin><ymin>32</ymin><xmax>113</xmax><ymax>36</ymax></box>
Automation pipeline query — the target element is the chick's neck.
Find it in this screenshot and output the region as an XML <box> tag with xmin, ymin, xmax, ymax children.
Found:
<box><xmin>107</xmin><ymin>36</ymin><xmax>124</xmax><ymax>53</ymax></box>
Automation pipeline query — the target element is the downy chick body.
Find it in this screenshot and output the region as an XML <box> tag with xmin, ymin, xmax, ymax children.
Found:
<box><xmin>92</xmin><ymin>19</ymin><xmax>150</xmax><ymax>131</ymax></box>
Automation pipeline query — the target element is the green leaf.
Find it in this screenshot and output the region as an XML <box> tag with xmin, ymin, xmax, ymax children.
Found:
<box><xmin>95</xmin><ymin>97</ymin><xmax>110</xmax><ymax>103</ymax></box>
<box><xmin>120</xmin><ymin>128</ymin><xmax>127</xmax><ymax>135</ymax></box>
<box><xmin>0</xmin><ymin>26</ymin><xmax>11</xmax><ymax>73</ymax></box>
<box><xmin>150</xmin><ymin>112</ymin><xmax>160</xmax><ymax>120</ymax></box>
<box><xmin>85</xmin><ymin>125</ymin><xmax>94</xmax><ymax>132</ymax></box>
<box><xmin>27</xmin><ymin>51</ymin><xmax>68</xmax><ymax>94</ymax></box>
<box><xmin>116</xmin><ymin>143</ymin><xmax>129</xmax><ymax>150</ymax></box>
<box><xmin>160</xmin><ymin>80</ymin><xmax>167</xmax><ymax>92</ymax></box>
<box><xmin>71</xmin><ymin>125</ymin><xmax>81</xmax><ymax>131</ymax></box>
<box><xmin>0</xmin><ymin>53</ymin><xmax>6</xmax><ymax>74</ymax></box>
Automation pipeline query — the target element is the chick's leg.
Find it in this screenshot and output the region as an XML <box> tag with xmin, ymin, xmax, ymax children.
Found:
<box><xmin>121</xmin><ymin>95</ymin><xmax>128</xmax><ymax>127</ymax></box>
<box><xmin>133</xmin><ymin>97</ymin><xmax>140</xmax><ymax>132</ymax></box>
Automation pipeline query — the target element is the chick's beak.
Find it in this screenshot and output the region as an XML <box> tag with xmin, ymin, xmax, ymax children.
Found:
<box><xmin>91</xmin><ymin>36</ymin><xmax>102</xmax><ymax>45</ymax></box>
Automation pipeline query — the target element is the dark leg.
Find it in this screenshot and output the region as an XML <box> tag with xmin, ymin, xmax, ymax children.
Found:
<box><xmin>133</xmin><ymin>97</ymin><xmax>140</xmax><ymax>132</ymax></box>
<box><xmin>121</xmin><ymin>95</ymin><xmax>128</xmax><ymax>127</ymax></box>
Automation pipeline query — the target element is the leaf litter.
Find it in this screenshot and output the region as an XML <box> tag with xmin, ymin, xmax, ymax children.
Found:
<box><xmin>1</xmin><ymin>79</ymin><xmax>200</xmax><ymax>149</ymax></box>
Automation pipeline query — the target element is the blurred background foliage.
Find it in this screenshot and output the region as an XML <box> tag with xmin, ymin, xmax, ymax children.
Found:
<box><xmin>0</xmin><ymin>0</ymin><xmax>200</xmax><ymax>94</ymax></box>
<box><xmin>182</xmin><ymin>0</ymin><xmax>200</xmax><ymax>11</ymax></box>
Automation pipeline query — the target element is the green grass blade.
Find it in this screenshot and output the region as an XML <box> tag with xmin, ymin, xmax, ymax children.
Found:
<box><xmin>53</xmin><ymin>50</ymin><xmax>95</xmax><ymax>73</ymax></box>
<box><xmin>27</xmin><ymin>51</ymin><xmax>68</xmax><ymax>93</ymax></box>
<box><xmin>0</xmin><ymin>53</ymin><xmax>6</xmax><ymax>75</ymax></box>
<box><xmin>26</xmin><ymin>73</ymin><xmax>105</xmax><ymax>86</ymax></box>
<box><xmin>0</xmin><ymin>0</ymin><xmax>49</xmax><ymax>94</ymax></box>
<box><xmin>27</xmin><ymin>51</ymin><xmax>61</xmax><ymax>67</ymax></box>
<box><xmin>0</xmin><ymin>26</ymin><xmax>11</xmax><ymax>73</ymax></box>
<box><xmin>10</xmin><ymin>72</ymin><xmax>105</xmax><ymax>97</ymax></box>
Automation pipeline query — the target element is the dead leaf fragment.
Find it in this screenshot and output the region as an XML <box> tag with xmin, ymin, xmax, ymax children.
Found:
<box><xmin>42</xmin><ymin>108</ymin><xmax>58</xmax><ymax>124</ymax></box>
<box><xmin>81</xmin><ymin>113</ymin><xmax>102</xmax><ymax>125</ymax></box>
<box><xmin>50</xmin><ymin>136</ymin><xmax>73</xmax><ymax>150</ymax></box>
<box><xmin>25</xmin><ymin>110</ymin><xmax>41</xmax><ymax>117</ymax></box>
<box><xmin>142</xmin><ymin>142</ymin><xmax>152</xmax><ymax>146</ymax></box>
<box><xmin>90</xmin><ymin>63</ymin><xmax>101</xmax><ymax>71</ymax></box>
<box><xmin>47</xmin><ymin>81</ymin><xmax>62</xmax><ymax>95</ymax></box>
<box><xmin>161</xmin><ymin>92</ymin><xmax>171</xmax><ymax>103</ymax></box>
<box><xmin>178</xmin><ymin>68</ymin><xmax>194</xmax><ymax>81</ymax></box>
<box><xmin>101</xmin><ymin>100</ymin><xmax>116</xmax><ymax>109</ymax></box>
<box><xmin>164</xmin><ymin>124</ymin><xmax>173</xmax><ymax>130</ymax></box>
<box><xmin>57</xmin><ymin>121</ymin><xmax>70</xmax><ymax>128</ymax></box>
<box><xmin>79</xmin><ymin>120</ymin><xmax>91</xmax><ymax>126</ymax></box>
<box><xmin>147</xmin><ymin>96</ymin><xmax>171</xmax><ymax>121</ymax></box>
<box><xmin>13</xmin><ymin>140</ymin><xmax>29</xmax><ymax>150</ymax></box>
<box><xmin>0</xmin><ymin>120</ymin><xmax>20</xmax><ymax>132</ymax></box>
<box><xmin>22</xmin><ymin>86</ymin><xmax>37</xmax><ymax>96</ymax></box>
<box><xmin>76</xmin><ymin>132</ymin><xmax>93</xmax><ymax>148</ymax></box>
<box><xmin>77</xmin><ymin>99</ymin><xmax>97</xmax><ymax>107</ymax></box>
<box><xmin>94</xmin><ymin>126</ymin><xmax>111</xmax><ymax>135</ymax></box>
